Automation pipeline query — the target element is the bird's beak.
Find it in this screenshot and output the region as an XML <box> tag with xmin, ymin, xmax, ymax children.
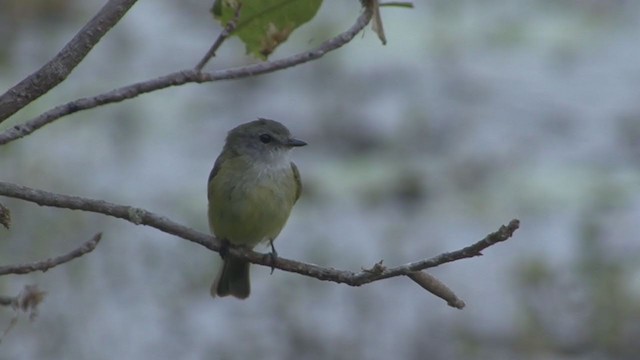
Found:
<box><xmin>287</xmin><ymin>138</ymin><xmax>307</xmax><ymax>147</ymax></box>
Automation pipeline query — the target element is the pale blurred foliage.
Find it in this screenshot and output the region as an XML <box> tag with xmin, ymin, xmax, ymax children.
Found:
<box><xmin>1</xmin><ymin>0</ymin><xmax>640</xmax><ymax>359</ymax></box>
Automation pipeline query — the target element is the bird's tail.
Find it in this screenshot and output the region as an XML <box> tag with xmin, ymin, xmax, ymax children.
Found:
<box><xmin>211</xmin><ymin>257</ymin><xmax>251</xmax><ymax>299</ymax></box>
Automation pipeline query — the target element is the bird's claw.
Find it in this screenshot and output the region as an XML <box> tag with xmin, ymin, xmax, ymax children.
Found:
<box><xmin>267</xmin><ymin>239</ymin><xmax>278</xmax><ymax>274</ymax></box>
<box><xmin>219</xmin><ymin>239</ymin><xmax>231</xmax><ymax>259</ymax></box>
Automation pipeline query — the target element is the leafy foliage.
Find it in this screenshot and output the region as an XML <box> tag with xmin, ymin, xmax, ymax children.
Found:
<box><xmin>212</xmin><ymin>0</ymin><xmax>323</xmax><ymax>59</ymax></box>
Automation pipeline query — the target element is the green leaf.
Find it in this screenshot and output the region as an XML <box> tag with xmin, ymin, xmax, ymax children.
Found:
<box><xmin>211</xmin><ymin>0</ymin><xmax>323</xmax><ymax>60</ymax></box>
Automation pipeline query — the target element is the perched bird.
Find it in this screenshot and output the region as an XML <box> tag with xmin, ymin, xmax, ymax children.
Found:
<box><xmin>208</xmin><ymin>118</ymin><xmax>306</xmax><ymax>299</ymax></box>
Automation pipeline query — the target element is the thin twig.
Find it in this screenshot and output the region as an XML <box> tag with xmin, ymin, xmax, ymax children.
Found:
<box><xmin>0</xmin><ymin>181</ymin><xmax>520</xmax><ymax>290</ymax></box>
<box><xmin>0</xmin><ymin>5</ymin><xmax>374</xmax><ymax>146</ymax></box>
<box><xmin>195</xmin><ymin>4</ymin><xmax>242</xmax><ymax>71</ymax></box>
<box><xmin>0</xmin><ymin>0</ymin><xmax>138</xmax><ymax>123</ymax></box>
<box><xmin>350</xmin><ymin>219</ymin><xmax>521</xmax><ymax>284</ymax></box>
<box><xmin>0</xmin><ymin>233</ymin><xmax>102</xmax><ymax>275</ymax></box>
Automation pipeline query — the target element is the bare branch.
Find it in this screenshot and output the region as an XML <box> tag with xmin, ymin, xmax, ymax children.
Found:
<box><xmin>0</xmin><ymin>0</ymin><xmax>138</xmax><ymax>123</ymax></box>
<box><xmin>351</xmin><ymin>219</ymin><xmax>521</xmax><ymax>284</ymax></box>
<box><xmin>0</xmin><ymin>5</ymin><xmax>374</xmax><ymax>146</ymax></box>
<box><xmin>0</xmin><ymin>181</ymin><xmax>520</xmax><ymax>295</ymax></box>
<box><xmin>0</xmin><ymin>202</ymin><xmax>10</xmax><ymax>229</ymax></box>
<box><xmin>195</xmin><ymin>4</ymin><xmax>242</xmax><ymax>72</ymax></box>
<box><xmin>0</xmin><ymin>233</ymin><xmax>102</xmax><ymax>276</ymax></box>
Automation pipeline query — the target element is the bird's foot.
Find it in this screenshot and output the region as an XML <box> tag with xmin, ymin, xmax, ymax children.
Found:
<box><xmin>219</xmin><ymin>239</ymin><xmax>231</xmax><ymax>259</ymax></box>
<box><xmin>266</xmin><ymin>239</ymin><xmax>278</xmax><ymax>274</ymax></box>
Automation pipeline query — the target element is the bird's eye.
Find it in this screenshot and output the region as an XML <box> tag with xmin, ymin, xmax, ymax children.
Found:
<box><xmin>259</xmin><ymin>134</ymin><xmax>272</xmax><ymax>144</ymax></box>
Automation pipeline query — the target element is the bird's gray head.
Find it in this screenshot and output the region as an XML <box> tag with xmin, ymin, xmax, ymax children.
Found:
<box><xmin>225</xmin><ymin>118</ymin><xmax>306</xmax><ymax>163</ymax></box>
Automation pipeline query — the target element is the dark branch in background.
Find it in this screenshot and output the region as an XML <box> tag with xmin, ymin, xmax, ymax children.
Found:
<box><xmin>0</xmin><ymin>5</ymin><xmax>374</xmax><ymax>146</ymax></box>
<box><xmin>0</xmin><ymin>181</ymin><xmax>520</xmax><ymax>299</ymax></box>
<box><xmin>195</xmin><ymin>4</ymin><xmax>242</xmax><ymax>71</ymax></box>
<box><xmin>0</xmin><ymin>233</ymin><xmax>102</xmax><ymax>276</ymax></box>
<box><xmin>0</xmin><ymin>0</ymin><xmax>138</xmax><ymax>123</ymax></box>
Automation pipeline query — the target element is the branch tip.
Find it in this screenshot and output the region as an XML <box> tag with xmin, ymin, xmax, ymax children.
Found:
<box><xmin>195</xmin><ymin>4</ymin><xmax>242</xmax><ymax>71</ymax></box>
<box><xmin>0</xmin><ymin>230</ymin><xmax>104</xmax><ymax>276</ymax></box>
<box><xmin>484</xmin><ymin>218</ymin><xmax>520</xmax><ymax>246</ymax></box>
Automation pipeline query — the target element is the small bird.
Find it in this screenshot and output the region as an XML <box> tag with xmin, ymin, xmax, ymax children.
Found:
<box><xmin>208</xmin><ymin>118</ymin><xmax>306</xmax><ymax>299</ymax></box>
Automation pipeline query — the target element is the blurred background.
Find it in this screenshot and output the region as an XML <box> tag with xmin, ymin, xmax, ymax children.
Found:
<box><xmin>1</xmin><ymin>0</ymin><xmax>640</xmax><ymax>359</ymax></box>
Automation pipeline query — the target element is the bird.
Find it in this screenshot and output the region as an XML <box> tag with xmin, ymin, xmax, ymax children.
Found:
<box><xmin>207</xmin><ymin>118</ymin><xmax>306</xmax><ymax>299</ymax></box>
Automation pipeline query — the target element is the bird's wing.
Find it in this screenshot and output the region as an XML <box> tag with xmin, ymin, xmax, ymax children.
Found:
<box><xmin>207</xmin><ymin>155</ymin><xmax>224</xmax><ymax>201</ymax></box>
<box><xmin>291</xmin><ymin>162</ymin><xmax>302</xmax><ymax>203</ymax></box>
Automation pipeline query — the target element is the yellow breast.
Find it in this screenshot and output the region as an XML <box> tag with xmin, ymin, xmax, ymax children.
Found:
<box><xmin>208</xmin><ymin>156</ymin><xmax>298</xmax><ymax>247</ymax></box>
